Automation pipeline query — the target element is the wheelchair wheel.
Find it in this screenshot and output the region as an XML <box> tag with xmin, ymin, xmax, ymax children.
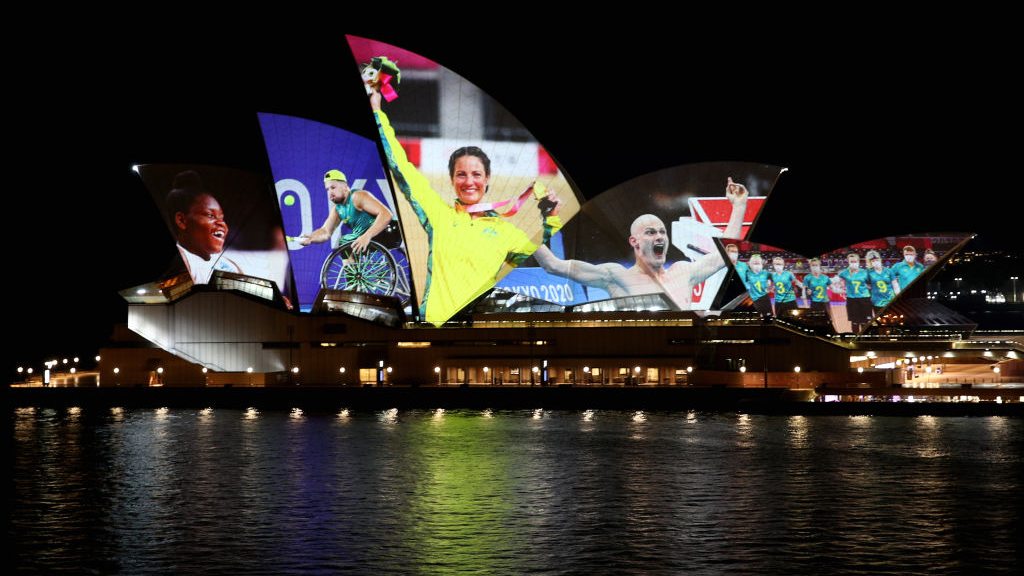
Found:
<box><xmin>320</xmin><ymin>240</ymin><xmax>399</xmax><ymax>299</ymax></box>
<box><xmin>387</xmin><ymin>246</ymin><xmax>412</xmax><ymax>306</ymax></box>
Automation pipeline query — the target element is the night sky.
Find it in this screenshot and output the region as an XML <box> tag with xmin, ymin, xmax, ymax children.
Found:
<box><xmin>8</xmin><ymin>24</ymin><xmax>1017</xmax><ymax>372</ymax></box>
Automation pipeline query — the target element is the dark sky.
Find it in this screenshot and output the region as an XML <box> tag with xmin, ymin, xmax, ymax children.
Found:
<box><xmin>8</xmin><ymin>24</ymin><xmax>1017</xmax><ymax>372</ymax></box>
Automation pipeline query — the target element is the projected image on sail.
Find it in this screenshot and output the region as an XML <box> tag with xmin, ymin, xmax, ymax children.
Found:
<box><xmin>138</xmin><ymin>164</ymin><xmax>292</xmax><ymax>297</ymax></box>
<box><xmin>347</xmin><ymin>35</ymin><xmax>582</xmax><ymax>326</ymax></box>
<box><xmin>258</xmin><ymin>113</ymin><xmax>412</xmax><ymax>312</ymax></box>
<box><xmin>718</xmin><ymin>234</ymin><xmax>972</xmax><ymax>334</ymax></box>
<box><xmin>524</xmin><ymin>162</ymin><xmax>781</xmax><ymax>312</ymax></box>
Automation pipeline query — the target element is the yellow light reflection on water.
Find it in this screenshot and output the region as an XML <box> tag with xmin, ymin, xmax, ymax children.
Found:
<box><xmin>399</xmin><ymin>412</ymin><xmax>523</xmax><ymax>572</ymax></box>
<box><xmin>788</xmin><ymin>415</ymin><xmax>808</xmax><ymax>449</ymax></box>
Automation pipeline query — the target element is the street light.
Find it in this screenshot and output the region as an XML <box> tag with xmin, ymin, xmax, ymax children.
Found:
<box><xmin>434</xmin><ymin>366</ymin><xmax>441</xmax><ymax>386</ymax></box>
<box><xmin>1012</xmin><ymin>276</ymin><xmax>1019</xmax><ymax>303</ymax></box>
<box><xmin>483</xmin><ymin>366</ymin><xmax>490</xmax><ymax>385</ymax></box>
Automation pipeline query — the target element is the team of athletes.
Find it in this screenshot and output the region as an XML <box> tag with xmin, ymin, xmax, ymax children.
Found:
<box><xmin>726</xmin><ymin>243</ymin><xmax>938</xmax><ymax>332</ymax></box>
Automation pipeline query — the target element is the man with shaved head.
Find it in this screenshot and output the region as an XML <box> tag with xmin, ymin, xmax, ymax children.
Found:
<box><xmin>534</xmin><ymin>178</ymin><xmax>748</xmax><ymax>310</ymax></box>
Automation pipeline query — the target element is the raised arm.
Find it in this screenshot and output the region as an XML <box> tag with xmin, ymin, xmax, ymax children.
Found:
<box><xmin>299</xmin><ymin>208</ymin><xmax>341</xmax><ymax>246</ymax></box>
<box><xmin>687</xmin><ymin>177</ymin><xmax>750</xmax><ymax>283</ymax></box>
<box><xmin>370</xmin><ymin>89</ymin><xmax>448</xmax><ymax>226</ymax></box>
<box><xmin>721</xmin><ymin>177</ymin><xmax>749</xmax><ymax>240</ymax></box>
<box><xmin>349</xmin><ymin>190</ymin><xmax>393</xmax><ymax>253</ymax></box>
<box><xmin>533</xmin><ymin>245</ymin><xmax>621</xmax><ymax>290</ymax></box>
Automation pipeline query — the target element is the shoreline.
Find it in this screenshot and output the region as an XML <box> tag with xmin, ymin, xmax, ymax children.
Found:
<box><xmin>6</xmin><ymin>386</ymin><xmax>1022</xmax><ymax>416</ymax></box>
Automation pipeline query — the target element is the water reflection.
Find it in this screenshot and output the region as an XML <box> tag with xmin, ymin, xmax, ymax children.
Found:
<box><xmin>9</xmin><ymin>409</ymin><xmax>1022</xmax><ymax>574</ymax></box>
<box><xmin>787</xmin><ymin>415</ymin><xmax>808</xmax><ymax>449</ymax></box>
<box><xmin>379</xmin><ymin>408</ymin><xmax>398</xmax><ymax>424</ymax></box>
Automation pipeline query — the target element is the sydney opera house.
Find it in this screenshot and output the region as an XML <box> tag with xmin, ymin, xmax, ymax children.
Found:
<box><xmin>95</xmin><ymin>36</ymin><xmax>1020</xmax><ymax>400</ymax></box>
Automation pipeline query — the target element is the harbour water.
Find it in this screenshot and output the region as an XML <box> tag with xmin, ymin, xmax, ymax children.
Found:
<box><xmin>9</xmin><ymin>408</ymin><xmax>1022</xmax><ymax>574</ymax></box>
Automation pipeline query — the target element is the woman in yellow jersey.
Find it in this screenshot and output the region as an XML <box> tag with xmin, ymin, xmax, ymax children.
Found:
<box><xmin>369</xmin><ymin>88</ymin><xmax>564</xmax><ymax>326</ymax></box>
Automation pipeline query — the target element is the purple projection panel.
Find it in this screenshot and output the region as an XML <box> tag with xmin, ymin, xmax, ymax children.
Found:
<box><xmin>258</xmin><ymin>113</ymin><xmax>410</xmax><ymax>312</ymax></box>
